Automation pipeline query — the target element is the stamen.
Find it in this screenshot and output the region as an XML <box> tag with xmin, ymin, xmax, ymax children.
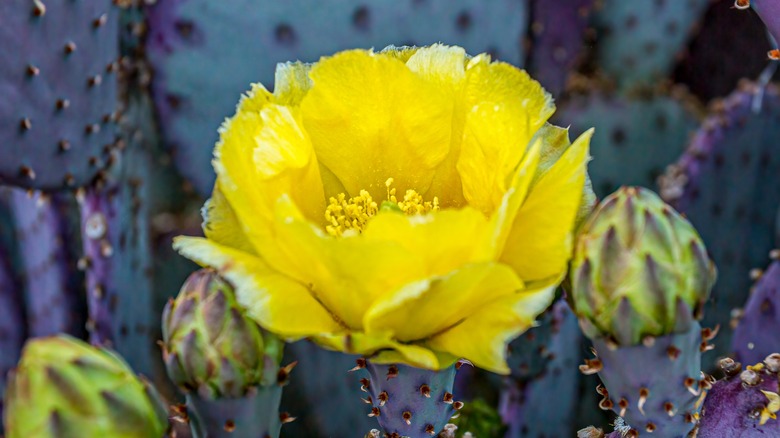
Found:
<box><xmin>325</xmin><ymin>190</ymin><xmax>378</xmax><ymax>236</ymax></box>
<box><xmin>325</xmin><ymin>178</ymin><xmax>440</xmax><ymax>236</ymax></box>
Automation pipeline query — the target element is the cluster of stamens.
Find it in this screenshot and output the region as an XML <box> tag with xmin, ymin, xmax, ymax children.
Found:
<box><xmin>324</xmin><ymin>178</ymin><xmax>440</xmax><ymax>236</ymax></box>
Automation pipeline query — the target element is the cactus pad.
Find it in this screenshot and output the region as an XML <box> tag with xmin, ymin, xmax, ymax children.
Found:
<box><xmin>280</xmin><ymin>341</ymin><xmax>376</xmax><ymax>436</ymax></box>
<box><xmin>145</xmin><ymin>0</ymin><xmax>529</xmax><ymax>196</ymax></box>
<box><xmin>80</xmin><ymin>144</ymin><xmax>156</xmax><ymax>377</ymax></box>
<box><xmin>732</xmin><ymin>259</ymin><xmax>780</xmax><ymax>365</ymax></box>
<box><xmin>186</xmin><ymin>387</ymin><xmax>283</xmax><ymax>438</ymax></box>
<box><xmin>8</xmin><ymin>189</ymin><xmax>85</xmax><ymax>338</ymax></box>
<box><xmin>590</xmin><ymin>0</ymin><xmax>710</xmax><ymax>90</ymax></box>
<box><xmin>698</xmin><ymin>355</ymin><xmax>780</xmax><ymax>436</ymax></box>
<box><xmin>0</xmin><ymin>0</ymin><xmax>120</xmax><ymax>190</ymax></box>
<box><xmin>526</xmin><ymin>0</ymin><xmax>593</xmax><ymax>95</ymax></box>
<box><xmin>749</xmin><ymin>0</ymin><xmax>780</xmax><ymax>57</ymax></box>
<box><xmin>361</xmin><ymin>361</ymin><xmax>459</xmax><ymax>438</ymax></box>
<box><xmin>660</xmin><ymin>83</ymin><xmax>780</xmax><ymax>356</ymax></box>
<box><xmin>500</xmin><ymin>300</ymin><xmax>582</xmax><ymax>437</ymax></box>
<box><xmin>556</xmin><ymin>90</ymin><xmax>699</xmax><ymax>197</ymax></box>
<box><xmin>584</xmin><ymin>321</ymin><xmax>704</xmax><ymax>437</ymax></box>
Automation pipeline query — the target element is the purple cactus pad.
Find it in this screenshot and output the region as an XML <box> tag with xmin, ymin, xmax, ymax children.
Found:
<box><xmin>732</xmin><ymin>261</ymin><xmax>780</xmax><ymax>365</ymax></box>
<box><xmin>362</xmin><ymin>361</ymin><xmax>458</xmax><ymax>438</ymax></box>
<box><xmin>9</xmin><ymin>189</ymin><xmax>84</xmax><ymax>337</ymax></box>
<box><xmin>660</xmin><ymin>82</ymin><xmax>780</xmax><ymax>358</ymax></box>
<box><xmin>589</xmin><ymin>321</ymin><xmax>704</xmax><ymax>437</ymax></box>
<box><xmin>527</xmin><ymin>0</ymin><xmax>593</xmax><ymax>95</ymax></box>
<box><xmin>751</xmin><ymin>0</ymin><xmax>780</xmax><ymax>51</ymax></box>
<box><xmin>0</xmin><ymin>0</ymin><xmax>120</xmax><ymax>189</ymax></box>
<box><xmin>698</xmin><ymin>358</ymin><xmax>780</xmax><ymax>436</ymax></box>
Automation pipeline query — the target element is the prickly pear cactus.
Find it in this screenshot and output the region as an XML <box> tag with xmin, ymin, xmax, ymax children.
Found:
<box><xmin>569</xmin><ymin>186</ymin><xmax>717</xmax><ymax>437</ymax></box>
<box><xmin>583</xmin><ymin>322</ymin><xmax>707</xmax><ymax>437</ymax></box>
<box><xmin>8</xmin><ymin>190</ymin><xmax>85</xmax><ymax>338</ymax></box>
<box><xmin>144</xmin><ymin>0</ymin><xmax>529</xmax><ymax>195</ymax></box>
<box><xmin>161</xmin><ymin>269</ymin><xmax>287</xmax><ymax>438</ymax></box>
<box><xmin>500</xmin><ymin>300</ymin><xmax>582</xmax><ymax>437</ymax></box>
<box><xmin>590</xmin><ymin>0</ymin><xmax>710</xmax><ymax>90</ymax></box>
<box><xmin>732</xmin><ymin>257</ymin><xmax>780</xmax><ymax>365</ymax></box>
<box><xmin>280</xmin><ymin>341</ymin><xmax>377</xmax><ymax>436</ymax></box>
<box><xmin>186</xmin><ymin>389</ymin><xmax>283</xmax><ymax>438</ymax></box>
<box><xmin>526</xmin><ymin>0</ymin><xmax>593</xmax><ymax>96</ymax></box>
<box><xmin>698</xmin><ymin>355</ymin><xmax>780</xmax><ymax>436</ymax></box>
<box><xmin>360</xmin><ymin>361</ymin><xmax>460</xmax><ymax>438</ymax></box>
<box><xmin>556</xmin><ymin>90</ymin><xmax>700</xmax><ymax>197</ymax></box>
<box><xmin>79</xmin><ymin>143</ymin><xmax>156</xmax><ymax>377</ymax></box>
<box><xmin>660</xmin><ymin>82</ymin><xmax>780</xmax><ymax>358</ymax></box>
<box><xmin>0</xmin><ymin>0</ymin><xmax>120</xmax><ymax>190</ymax></box>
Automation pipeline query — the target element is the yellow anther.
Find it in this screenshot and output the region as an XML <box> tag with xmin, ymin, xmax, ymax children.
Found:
<box><xmin>397</xmin><ymin>190</ymin><xmax>440</xmax><ymax>215</ymax></box>
<box><xmin>760</xmin><ymin>390</ymin><xmax>780</xmax><ymax>425</ymax></box>
<box><xmin>386</xmin><ymin>178</ymin><xmax>396</xmax><ymax>203</ymax></box>
<box><xmin>325</xmin><ymin>190</ymin><xmax>378</xmax><ymax>236</ymax></box>
<box><xmin>325</xmin><ymin>179</ymin><xmax>440</xmax><ymax>236</ymax></box>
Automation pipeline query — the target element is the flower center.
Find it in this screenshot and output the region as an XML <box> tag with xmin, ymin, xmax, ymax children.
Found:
<box><xmin>324</xmin><ymin>178</ymin><xmax>440</xmax><ymax>236</ymax></box>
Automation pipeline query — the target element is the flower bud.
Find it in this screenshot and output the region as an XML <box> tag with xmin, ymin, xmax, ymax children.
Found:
<box><xmin>3</xmin><ymin>335</ymin><xmax>168</xmax><ymax>438</ymax></box>
<box><xmin>570</xmin><ymin>186</ymin><xmax>716</xmax><ymax>345</ymax></box>
<box><xmin>162</xmin><ymin>269</ymin><xmax>283</xmax><ymax>398</ymax></box>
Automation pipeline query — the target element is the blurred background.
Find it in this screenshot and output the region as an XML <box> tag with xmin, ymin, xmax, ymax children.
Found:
<box><xmin>1</xmin><ymin>0</ymin><xmax>779</xmax><ymax>436</ymax></box>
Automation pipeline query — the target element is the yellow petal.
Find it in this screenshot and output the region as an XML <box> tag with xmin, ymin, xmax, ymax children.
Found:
<box><xmin>172</xmin><ymin>236</ymin><xmax>344</xmax><ymax>337</ymax></box>
<box><xmin>426</xmin><ymin>283</ymin><xmax>557</xmax><ymax>374</ymax></box>
<box><xmin>235</xmin><ymin>83</ymin><xmax>273</xmax><ymax>114</ymax></box>
<box><xmin>483</xmin><ymin>139</ymin><xmax>543</xmax><ymax>259</ymax></box>
<box><xmin>531</xmin><ymin>124</ymin><xmax>597</xmax><ymax>225</ymax></box>
<box><xmin>456</xmin><ymin>58</ymin><xmax>555</xmax><ymax>215</ymax></box>
<box><xmin>406</xmin><ymin>45</ymin><xmax>469</xmax><ymax>207</ymax></box>
<box><xmin>200</xmin><ymin>182</ymin><xmax>255</xmax><ymax>254</ymax></box>
<box><xmin>301</xmin><ymin>49</ymin><xmax>452</xmax><ymax>202</ymax></box>
<box><xmin>379</xmin><ymin>45</ymin><xmax>419</xmax><ymax>62</ymax></box>
<box><xmin>361</xmin><ymin>207</ymin><xmax>491</xmax><ymax>277</ymax></box>
<box><xmin>213</xmin><ymin>111</ymin><xmax>268</xmax><ymax>242</ymax></box>
<box><xmin>364</xmin><ymin>263</ymin><xmax>524</xmax><ymax>342</ymax></box>
<box><xmin>214</xmin><ymin>103</ymin><xmax>325</xmax><ymax>250</ymax></box>
<box><xmin>370</xmin><ymin>348</ymin><xmax>459</xmax><ymax>371</ymax></box>
<box><xmin>405</xmin><ymin>44</ymin><xmax>467</xmax><ymax>91</ymax></box>
<box><xmin>273</xmin><ymin>61</ymin><xmax>312</xmax><ymax>106</ymax></box>
<box><xmin>266</xmin><ymin>196</ymin><xmax>428</xmax><ymax>330</ymax></box>
<box><xmin>313</xmin><ymin>332</ymin><xmax>442</xmax><ymax>369</ymax></box>
<box><xmin>500</xmin><ymin>129</ymin><xmax>592</xmax><ymax>283</ymax></box>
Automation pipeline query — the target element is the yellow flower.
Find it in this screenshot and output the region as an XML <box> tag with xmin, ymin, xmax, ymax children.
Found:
<box><xmin>174</xmin><ymin>44</ymin><xmax>593</xmax><ymax>374</ymax></box>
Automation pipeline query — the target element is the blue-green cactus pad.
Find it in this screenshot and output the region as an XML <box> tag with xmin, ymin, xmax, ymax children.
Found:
<box><xmin>556</xmin><ymin>91</ymin><xmax>700</xmax><ymax>197</ymax></box>
<box><xmin>591</xmin><ymin>0</ymin><xmax>709</xmax><ymax>90</ymax></box>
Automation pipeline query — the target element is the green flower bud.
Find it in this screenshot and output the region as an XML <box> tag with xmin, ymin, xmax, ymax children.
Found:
<box><xmin>162</xmin><ymin>269</ymin><xmax>282</xmax><ymax>398</ymax></box>
<box><xmin>3</xmin><ymin>335</ymin><xmax>168</xmax><ymax>438</ymax></box>
<box><xmin>569</xmin><ymin>186</ymin><xmax>716</xmax><ymax>345</ymax></box>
